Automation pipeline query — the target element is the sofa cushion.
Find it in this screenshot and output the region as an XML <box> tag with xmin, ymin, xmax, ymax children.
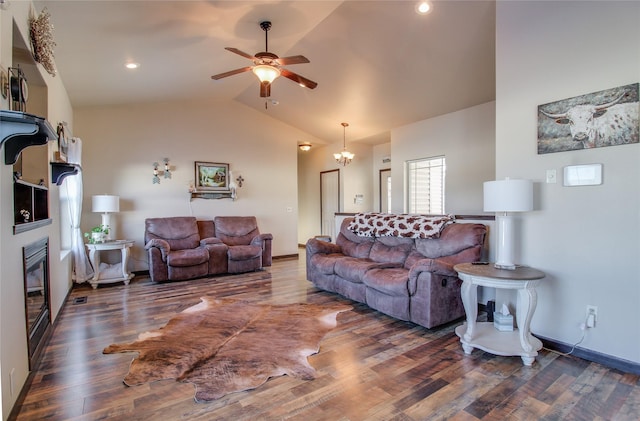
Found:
<box><xmin>214</xmin><ymin>216</ymin><xmax>260</xmax><ymax>246</ymax></box>
<box><xmin>334</xmin><ymin>258</ymin><xmax>379</xmax><ymax>283</ymax></box>
<box><xmin>362</xmin><ymin>267</ymin><xmax>410</xmax><ymax>297</ymax></box>
<box><xmin>415</xmin><ymin>223</ymin><xmax>486</xmax><ymax>258</ymax></box>
<box><xmin>227</xmin><ymin>245</ymin><xmax>262</xmax><ymax>261</ymax></box>
<box><xmin>309</xmin><ymin>253</ymin><xmax>346</xmax><ymax>275</ymax></box>
<box><xmin>369</xmin><ymin>236</ymin><xmax>413</xmax><ymax>264</ymax></box>
<box><xmin>167</xmin><ymin>248</ymin><xmax>209</xmax><ymax>267</ymax></box>
<box><xmin>145</xmin><ymin>217</ymin><xmax>201</xmax><ymax>251</ymax></box>
<box><xmin>404</xmin><ymin>251</ymin><xmax>424</xmax><ymax>270</ymax></box>
<box><xmin>336</xmin><ymin>219</ymin><xmax>375</xmax><ymax>258</ymax></box>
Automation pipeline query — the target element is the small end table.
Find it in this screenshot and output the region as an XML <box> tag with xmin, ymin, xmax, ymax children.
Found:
<box><xmin>86</xmin><ymin>240</ymin><xmax>135</xmax><ymax>289</ymax></box>
<box><xmin>453</xmin><ymin>262</ymin><xmax>545</xmax><ymax>366</ymax></box>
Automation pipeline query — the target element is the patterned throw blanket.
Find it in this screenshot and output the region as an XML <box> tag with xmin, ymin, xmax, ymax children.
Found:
<box><xmin>348</xmin><ymin>212</ymin><xmax>454</xmax><ymax>239</ymax></box>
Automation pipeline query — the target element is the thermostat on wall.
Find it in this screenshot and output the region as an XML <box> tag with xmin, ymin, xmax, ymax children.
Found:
<box><xmin>563</xmin><ymin>164</ymin><xmax>602</xmax><ymax>186</ymax></box>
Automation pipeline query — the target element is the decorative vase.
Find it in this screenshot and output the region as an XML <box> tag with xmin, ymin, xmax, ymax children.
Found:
<box><xmin>91</xmin><ymin>232</ymin><xmax>106</xmax><ymax>243</ymax></box>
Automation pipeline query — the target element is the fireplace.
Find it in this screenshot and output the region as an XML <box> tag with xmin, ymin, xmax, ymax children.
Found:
<box><xmin>23</xmin><ymin>237</ymin><xmax>51</xmax><ymax>369</ymax></box>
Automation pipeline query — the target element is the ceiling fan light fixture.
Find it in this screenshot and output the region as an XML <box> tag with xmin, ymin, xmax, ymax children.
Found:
<box><xmin>252</xmin><ymin>64</ymin><xmax>280</xmax><ymax>84</ymax></box>
<box><xmin>211</xmin><ymin>21</ymin><xmax>316</xmax><ymax>98</ymax></box>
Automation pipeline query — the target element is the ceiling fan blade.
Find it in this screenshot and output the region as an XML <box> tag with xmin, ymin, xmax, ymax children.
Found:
<box><xmin>211</xmin><ymin>67</ymin><xmax>252</xmax><ymax>80</ymax></box>
<box><xmin>225</xmin><ymin>47</ymin><xmax>256</xmax><ymax>60</ymax></box>
<box><xmin>280</xmin><ymin>69</ymin><xmax>318</xmax><ymax>90</ymax></box>
<box><xmin>260</xmin><ymin>82</ymin><xmax>271</xmax><ymax>98</ymax></box>
<box><xmin>275</xmin><ymin>55</ymin><xmax>310</xmax><ymax>65</ymax></box>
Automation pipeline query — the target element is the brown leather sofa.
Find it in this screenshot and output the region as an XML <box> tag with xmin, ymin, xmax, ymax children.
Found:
<box><xmin>144</xmin><ymin>216</ymin><xmax>272</xmax><ymax>282</ymax></box>
<box><xmin>306</xmin><ymin>216</ymin><xmax>486</xmax><ymax>329</ymax></box>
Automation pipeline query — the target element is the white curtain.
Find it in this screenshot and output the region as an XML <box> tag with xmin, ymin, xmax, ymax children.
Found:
<box><xmin>66</xmin><ymin>137</ymin><xmax>94</xmax><ymax>282</ymax></box>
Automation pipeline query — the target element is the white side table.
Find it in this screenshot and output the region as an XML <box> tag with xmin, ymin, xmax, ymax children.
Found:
<box><xmin>453</xmin><ymin>263</ymin><xmax>546</xmax><ymax>366</ymax></box>
<box><xmin>86</xmin><ymin>240</ymin><xmax>135</xmax><ymax>289</ymax></box>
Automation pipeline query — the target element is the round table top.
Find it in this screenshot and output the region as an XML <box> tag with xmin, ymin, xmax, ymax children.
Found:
<box><xmin>454</xmin><ymin>262</ymin><xmax>545</xmax><ymax>280</ymax></box>
<box><xmin>86</xmin><ymin>240</ymin><xmax>134</xmax><ymax>249</ymax></box>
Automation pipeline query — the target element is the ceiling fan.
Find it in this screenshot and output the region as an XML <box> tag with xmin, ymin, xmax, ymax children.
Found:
<box><xmin>211</xmin><ymin>21</ymin><xmax>317</xmax><ymax>98</ymax></box>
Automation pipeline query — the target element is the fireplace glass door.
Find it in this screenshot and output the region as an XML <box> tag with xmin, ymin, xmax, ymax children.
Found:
<box><xmin>23</xmin><ymin>237</ymin><xmax>51</xmax><ymax>368</ymax></box>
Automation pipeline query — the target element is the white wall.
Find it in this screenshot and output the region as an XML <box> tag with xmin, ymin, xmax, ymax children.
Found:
<box><xmin>75</xmin><ymin>99</ymin><xmax>322</xmax><ymax>269</ymax></box>
<box><xmin>297</xmin><ymin>141</ymin><xmax>373</xmax><ymax>245</ymax></box>
<box><xmin>1</xmin><ymin>2</ymin><xmax>74</xmax><ymax>418</ymax></box>
<box><xmin>390</xmin><ymin>101</ymin><xmax>496</xmax><ymax>215</ymax></box>
<box><xmin>496</xmin><ymin>1</ymin><xmax>640</xmax><ymax>363</ymax></box>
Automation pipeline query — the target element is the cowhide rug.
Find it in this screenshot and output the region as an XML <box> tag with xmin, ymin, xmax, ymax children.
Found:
<box><xmin>103</xmin><ymin>297</ymin><xmax>351</xmax><ymax>402</ymax></box>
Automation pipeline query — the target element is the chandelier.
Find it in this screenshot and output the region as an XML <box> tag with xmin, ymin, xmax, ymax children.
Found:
<box><xmin>334</xmin><ymin>122</ymin><xmax>354</xmax><ymax>166</ymax></box>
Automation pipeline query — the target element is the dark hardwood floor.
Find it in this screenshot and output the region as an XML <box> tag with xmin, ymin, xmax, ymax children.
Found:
<box><xmin>11</xmin><ymin>253</ymin><xmax>640</xmax><ymax>420</ymax></box>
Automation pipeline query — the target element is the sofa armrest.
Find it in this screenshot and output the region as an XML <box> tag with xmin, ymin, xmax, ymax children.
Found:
<box><xmin>202</xmin><ymin>242</ymin><xmax>228</xmax><ymax>251</ymax></box>
<box><xmin>145</xmin><ymin>238</ymin><xmax>170</xmax><ymax>261</ymax></box>
<box><xmin>200</xmin><ymin>237</ymin><xmax>223</xmax><ymax>246</ymax></box>
<box><xmin>407</xmin><ymin>258</ymin><xmax>458</xmax><ymax>297</ymax></box>
<box><xmin>251</xmin><ymin>233</ymin><xmax>273</xmax><ymax>246</ymax></box>
<box><xmin>409</xmin><ymin>258</ymin><xmax>457</xmax><ymax>280</ymax></box>
<box><xmin>306</xmin><ymin>238</ymin><xmax>342</xmax><ymax>256</ymax></box>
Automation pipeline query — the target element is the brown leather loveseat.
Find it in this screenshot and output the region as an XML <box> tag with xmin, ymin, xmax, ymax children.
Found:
<box><xmin>144</xmin><ymin>216</ymin><xmax>272</xmax><ymax>283</ymax></box>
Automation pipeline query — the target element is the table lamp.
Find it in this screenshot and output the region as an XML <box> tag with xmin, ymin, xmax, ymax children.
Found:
<box><xmin>483</xmin><ymin>178</ymin><xmax>533</xmax><ymax>270</ymax></box>
<box><xmin>92</xmin><ymin>195</ymin><xmax>120</xmax><ymax>241</ymax></box>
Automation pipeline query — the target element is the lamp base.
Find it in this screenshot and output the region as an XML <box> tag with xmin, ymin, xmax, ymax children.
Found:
<box><xmin>101</xmin><ymin>213</ymin><xmax>113</xmax><ymax>241</ymax></box>
<box><xmin>494</xmin><ymin>262</ymin><xmax>516</xmax><ymax>270</ymax></box>
<box><xmin>495</xmin><ymin>214</ymin><xmax>516</xmax><ymax>271</ymax></box>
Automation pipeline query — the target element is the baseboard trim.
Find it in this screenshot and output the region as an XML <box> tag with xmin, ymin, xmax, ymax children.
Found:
<box><xmin>273</xmin><ymin>253</ymin><xmax>299</xmax><ymax>260</ymax></box>
<box><xmin>537</xmin><ymin>335</ymin><xmax>640</xmax><ymax>375</ymax></box>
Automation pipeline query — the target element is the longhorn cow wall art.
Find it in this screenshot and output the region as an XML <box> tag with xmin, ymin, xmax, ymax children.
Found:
<box><xmin>537</xmin><ymin>83</ymin><xmax>639</xmax><ymax>154</ymax></box>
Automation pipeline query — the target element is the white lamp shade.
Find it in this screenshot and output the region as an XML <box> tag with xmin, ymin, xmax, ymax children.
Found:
<box><xmin>92</xmin><ymin>195</ymin><xmax>120</xmax><ymax>213</ymax></box>
<box><xmin>483</xmin><ymin>179</ymin><xmax>533</xmax><ymax>212</ymax></box>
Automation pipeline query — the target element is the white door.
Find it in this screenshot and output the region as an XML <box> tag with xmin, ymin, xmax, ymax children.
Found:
<box><xmin>320</xmin><ymin>170</ymin><xmax>340</xmax><ymax>241</ymax></box>
<box><xmin>379</xmin><ymin>169</ymin><xmax>391</xmax><ymax>213</ymax></box>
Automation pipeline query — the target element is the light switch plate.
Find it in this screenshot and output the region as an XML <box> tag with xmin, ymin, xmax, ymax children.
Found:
<box><xmin>546</xmin><ymin>169</ymin><xmax>557</xmax><ymax>184</ymax></box>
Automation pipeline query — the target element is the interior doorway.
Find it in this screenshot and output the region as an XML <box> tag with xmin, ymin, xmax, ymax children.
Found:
<box><xmin>320</xmin><ymin>169</ymin><xmax>340</xmax><ymax>241</ymax></box>
<box><xmin>379</xmin><ymin>168</ymin><xmax>391</xmax><ymax>213</ymax></box>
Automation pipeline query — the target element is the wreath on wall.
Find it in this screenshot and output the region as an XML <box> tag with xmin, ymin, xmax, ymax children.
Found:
<box><xmin>29</xmin><ymin>8</ymin><xmax>57</xmax><ymax>77</ymax></box>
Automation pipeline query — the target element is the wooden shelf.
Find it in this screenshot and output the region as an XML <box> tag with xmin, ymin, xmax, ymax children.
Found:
<box><xmin>51</xmin><ymin>162</ymin><xmax>81</xmax><ymax>185</ymax></box>
<box><xmin>14</xmin><ymin>180</ymin><xmax>50</xmax><ymax>233</ymax></box>
<box><xmin>190</xmin><ymin>191</ymin><xmax>234</xmax><ymax>200</ymax></box>
<box><xmin>1</xmin><ymin>110</ymin><xmax>56</xmax><ymax>165</ymax></box>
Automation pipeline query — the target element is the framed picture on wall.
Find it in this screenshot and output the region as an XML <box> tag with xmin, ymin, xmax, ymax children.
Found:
<box><xmin>537</xmin><ymin>82</ymin><xmax>639</xmax><ymax>154</ymax></box>
<box><xmin>194</xmin><ymin>162</ymin><xmax>229</xmax><ymax>192</ymax></box>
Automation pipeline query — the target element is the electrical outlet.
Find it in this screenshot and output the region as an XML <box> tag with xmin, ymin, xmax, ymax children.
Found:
<box><xmin>586</xmin><ymin>305</ymin><xmax>597</xmax><ymax>328</ymax></box>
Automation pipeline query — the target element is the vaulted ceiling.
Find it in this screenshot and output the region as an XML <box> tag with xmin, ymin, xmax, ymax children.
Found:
<box><xmin>32</xmin><ymin>1</ymin><xmax>495</xmax><ymax>145</ymax></box>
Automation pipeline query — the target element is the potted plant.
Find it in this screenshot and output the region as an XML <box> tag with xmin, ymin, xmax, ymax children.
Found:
<box><xmin>84</xmin><ymin>225</ymin><xmax>109</xmax><ymax>244</ymax></box>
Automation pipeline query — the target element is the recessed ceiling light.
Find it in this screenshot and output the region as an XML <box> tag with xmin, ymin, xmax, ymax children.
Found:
<box><xmin>125</xmin><ymin>62</ymin><xmax>139</xmax><ymax>69</ymax></box>
<box><xmin>416</xmin><ymin>1</ymin><xmax>432</xmax><ymax>15</ymax></box>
